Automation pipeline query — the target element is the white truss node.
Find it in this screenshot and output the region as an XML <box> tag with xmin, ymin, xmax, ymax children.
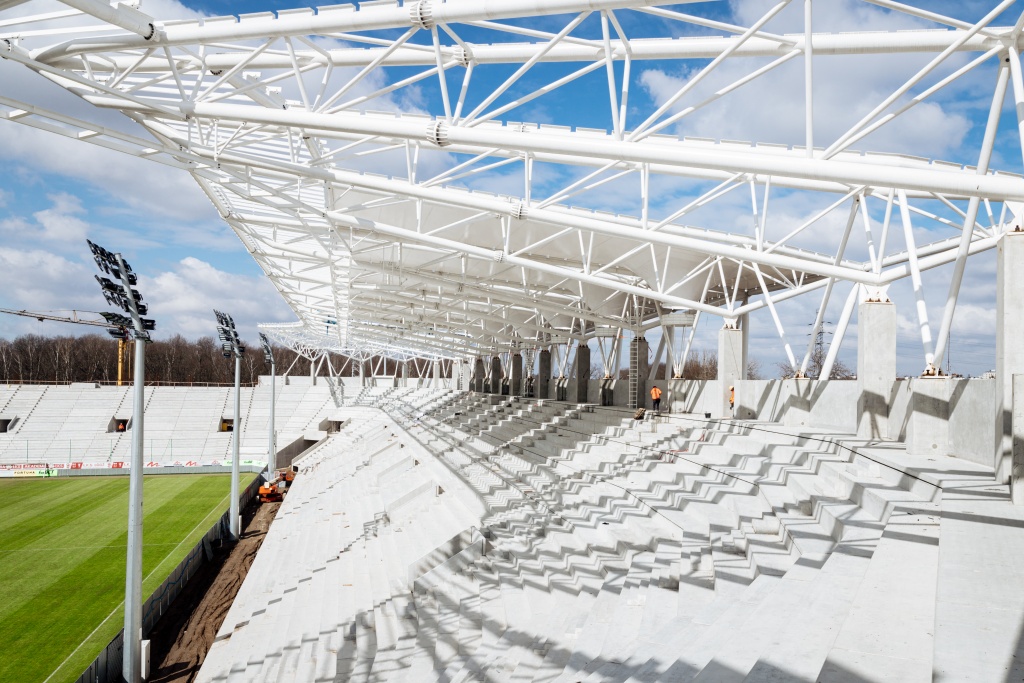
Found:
<box><xmin>2</xmin><ymin>0</ymin><xmax>1022</xmax><ymax>373</ymax></box>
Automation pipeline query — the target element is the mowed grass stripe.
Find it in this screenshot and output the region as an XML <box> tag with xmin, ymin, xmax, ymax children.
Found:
<box><xmin>0</xmin><ymin>474</ymin><xmax>255</xmax><ymax>683</ymax></box>
<box><xmin>0</xmin><ymin>478</ymin><xmax>114</xmax><ymax>533</ymax></box>
<box><xmin>0</xmin><ymin>478</ymin><xmax>192</xmax><ymax>618</ymax></box>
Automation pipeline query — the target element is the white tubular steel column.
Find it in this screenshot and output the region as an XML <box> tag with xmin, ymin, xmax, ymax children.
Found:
<box><xmin>260</xmin><ymin>334</ymin><xmax>276</xmax><ymax>478</ymax></box>
<box><xmin>124</xmin><ymin>334</ymin><xmax>145</xmax><ymax>683</ymax></box>
<box><xmin>897</xmin><ymin>190</ymin><xmax>934</xmax><ymax>368</ymax></box>
<box><xmin>87</xmin><ymin>242</ymin><xmax>153</xmax><ymax>683</ymax></box>
<box><xmin>931</xmin><ymin>60</ymin><xmax>1009</xmax><ymax>373</ymax></box>
<box><xmin>820</xmin><ymin>284</ymin><xmax>860</xmax><ymax>381</ymax></box>
<box><xmin>230</xmin><ymin>352</ymin><xmax>241</xmax><ymax>539</ymax></box>
<box><xmin>269</xmin><ymin>369</ymin><xmax>276</xmax><ymax>473</ymax></box>
<box><xmin>216</xmin><ymin>310</ymin><xmax>244</xmax><ymax>540</ymax></box>
<box><xmin>804</xmin><ymin>0</ymin><xmax>813</xmax><ymax>157</ymax></box>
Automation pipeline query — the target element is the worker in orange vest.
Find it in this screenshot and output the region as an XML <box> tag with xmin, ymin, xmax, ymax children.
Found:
<box><xmin>730</xmin><ymin>386</ymin><xmax>735</xmax><ymax>415</ymax></box>
<box><xmin>650</xmin><ymin>385</ymin><xmax>663</xmax><ymax>413</ymax></box>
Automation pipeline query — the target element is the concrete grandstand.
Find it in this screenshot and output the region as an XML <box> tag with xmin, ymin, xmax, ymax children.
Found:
<box><xmin>194</xmin><ymin>386</ymin><xmax>1019</xmax><ymax>682</ymax></box>
<box><xmin>0</xmin><ymin>379</ymin><xmax>350</xmax><ymax>469</ymax></box>
<box><xmin>4</xmin><ymin>0</ymin><xmax>1024</xmax><ymax>681</ymax></box>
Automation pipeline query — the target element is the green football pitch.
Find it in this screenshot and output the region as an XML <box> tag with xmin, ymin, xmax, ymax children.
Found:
<box><xmin>0</xmin><ymin>473</ymin><xmax>257</xmax><ymax>683</ymax></box>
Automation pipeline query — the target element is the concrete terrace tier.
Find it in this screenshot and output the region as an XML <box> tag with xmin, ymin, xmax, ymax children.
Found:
<box><xmin>196</xmin><ymin>388</ymin><xmax>1024</xmax><ymax>683</ymax></box>
<box><xmin>0</xmin><ymin>381</ymin><xmax>340</xmax><ymax>466</ymax></box>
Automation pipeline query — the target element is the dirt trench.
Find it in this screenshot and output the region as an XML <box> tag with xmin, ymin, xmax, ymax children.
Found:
<box><xmin>147</xmin><ymin>499</ymin><xmax>280</xmax><ymax>683</ymax></box>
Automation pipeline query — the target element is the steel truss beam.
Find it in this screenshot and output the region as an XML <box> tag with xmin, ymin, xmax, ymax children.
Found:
<box><xmin>1</xmin><ymin>0</ymin><xmax>1018</xmax><ymax>371</ymax></box>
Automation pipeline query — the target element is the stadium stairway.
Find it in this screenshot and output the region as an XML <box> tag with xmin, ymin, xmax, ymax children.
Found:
<box><xmin>194</xmin><ymin>389</ymin><xmax>1021</xmax><ymax>683</ymax></box>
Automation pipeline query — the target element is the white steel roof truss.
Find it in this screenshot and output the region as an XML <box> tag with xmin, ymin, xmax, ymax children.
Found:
<box><xmin>2</xmin><ymin>0</ymin><xmax>1021</xmax><ymax>368</ymax></box>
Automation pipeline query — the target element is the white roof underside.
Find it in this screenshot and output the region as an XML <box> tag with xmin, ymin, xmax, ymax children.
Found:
<box><xmin>2</xmin><ymin>0</ymin><xmax>1021</xmax><ymax>361</ymax></box>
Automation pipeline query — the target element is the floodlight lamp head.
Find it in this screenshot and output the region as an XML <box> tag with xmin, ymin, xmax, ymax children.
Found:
<box><xmin>94</xmin><ymin>275</ymin><xmax>118</xmax><ymax>293</ymax></box>
<box><xmin>100</xmin><ymin>311</ymin><xmax>128</xmax><ymax>326</ymax></box>
<box><xmin>112</xmin><ymin>267</ymin><xmax>138</xmax><ymax>286</ymax></box>
<box><xmin>87</xmin><ymin>240</ymin><xmax>111</xmax><ymax>272</ymax></box>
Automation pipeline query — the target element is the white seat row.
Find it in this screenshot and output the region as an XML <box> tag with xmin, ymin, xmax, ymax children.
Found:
<box><xmin>195</xmin><ymin>388</ymin><xmax>1018</xmax><ymax>682</ymax></box>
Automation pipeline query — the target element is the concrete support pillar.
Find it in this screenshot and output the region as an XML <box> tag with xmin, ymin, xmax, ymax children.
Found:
<box><xmin>473</xmin><ymin>357</ymin><xmax>485</xmax><ymax>392</ymax></box>
<box><xmin>511</xmin><ymin>353</ymin><xmax>523</xmax><ymax>397</ymax></box>
<box><xmin>781</xmin><ymin>378</ymin><xmax>812</xmax><ymax>427</ymax></box>
<box><xmin>857</xmin><ymin>299</ymin><xmax>897</xmax><ymax>439</ymax></box>
<box><xmin>432</xmin><ymin>359</ymin><xmax>441</xmax><ymax>387</ymax></box>
<box><xmin>1012</xmin><ymin>375</ymin><xmax>1024</xmax><ymax>504</ymax></box>
<box><xmin>739</xmin><ymin>312</ymin><xmax>749</xmax><ymax>378</ymax></box>
<box><xmin>906</xmin><ymin>377</ymin><xmax>950</xmax><ymax>456</ymax></box>
<box><xmin>401</xmin><ymin>360</ymin><xmax>409</xmax><ymax>381</ymax></box>
<box><xmin>538</xmin><ymin>349</ymin><xmax>551</xmax><ymax>399</ymax></box>
<box><xmin>571</xmin><ymin>344</ymin><xmax>590</xmax><ymax>403</ymax></box>
<box><xmin>997</xmin><ymin>230</ymin><xmax>1024</xmax><ymax>480</ymax></box>
<box><xmin>357</xmin><ymin>359</ymin><xmax>365</xmax><ymax>387</ymax></box>
<box><xmin>490</xmin><ymin>356</ymin><xmax>502</xmax><ymax>395</ymax></box>
<box><xmin>629</xmin><ymin>336</ymin><xmax>649</xmax><ymax>409</ymax></box>
<box><xmin>718</xmin><ymin>323</ymin><xmax>744</xmax><ymax>417</ymax></box>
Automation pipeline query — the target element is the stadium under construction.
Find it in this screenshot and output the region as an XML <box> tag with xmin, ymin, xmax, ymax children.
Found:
<box><xmin>3</xmin><ymin>0</ymin><xmax>1024</xmax><ymax>681</ymax></box>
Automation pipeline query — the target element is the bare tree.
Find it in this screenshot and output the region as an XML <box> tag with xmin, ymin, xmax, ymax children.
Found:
<box><xmin>684</xmin><ymin>350</ymin><xmax>718</xmax><ymax>380</ymax></box>
<box><xmin>776</xmin><ymin>346</ymin><xmax>854</xmax><ymax>379</ymax></box>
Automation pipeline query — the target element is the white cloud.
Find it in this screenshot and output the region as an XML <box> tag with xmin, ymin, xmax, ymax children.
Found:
<box><xmin>638</xmin><ymin>1</ymin><xmax>975</xmax><ymax>161</ymax></box>
<box><xmin>0</xmin><ymin>246</ymin><xmax>98</xmax><ymax>319</ymax></box>
<box><xmin>31</xmin><ymin>192</ymin><xmax>90</xmax><ymax>242</ymax></box>
<box><xmin>0</xmin><ymin>249</ymin><xmax>294</xmax><ymax>341</ymax></box>
<box><xmin>146</xmin><ymin>257</ymin><xmax>294</xmax><ymax>341</ymax></box>
<box><xmin>0</xmin><ymin>192</ymin><xmax>92</xmax><ymax>245</ymax></box>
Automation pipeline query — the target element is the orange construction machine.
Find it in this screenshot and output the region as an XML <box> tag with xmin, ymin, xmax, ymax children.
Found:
<box><xmin>258</xmin><ymin>467</ymin><xmax>295</xmax><ymax>503</ymax></box>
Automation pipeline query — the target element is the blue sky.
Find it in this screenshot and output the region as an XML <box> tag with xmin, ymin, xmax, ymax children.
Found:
<box><xmin>0</xmin><ymin>0</ymin><xmax>1020</xmax><ymax>377</ymax></box>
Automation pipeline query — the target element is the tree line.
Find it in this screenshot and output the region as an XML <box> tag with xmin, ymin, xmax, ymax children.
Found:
<box><xmin>0</xmin><ymin>334</ymin><xmax>355</xmax><ymax>385</ymax></box>
<box><xmin>0</xmin><ymin>333</ymin><xmax>851</xmax><ymax>385</ymax></box>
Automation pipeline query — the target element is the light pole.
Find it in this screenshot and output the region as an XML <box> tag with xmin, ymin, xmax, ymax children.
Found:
<box><xmin>87</xmin><ymin>239</ymin><xmax>155</xmax><ymax>683</ymax></box>
<box><xmin>215</xmin><ymin>310</ymin><xmax>245</xmax><ymax>540</ymax></box>
<box><xmin>259</xmin><ymin>333</ymin><xmax>276</xmax><ymax>479</ymax></box>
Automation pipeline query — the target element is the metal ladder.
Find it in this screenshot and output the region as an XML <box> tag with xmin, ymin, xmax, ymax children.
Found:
<box><xmin>628</xmin><ymin>338</ymin><xmax>640</xmax><ymax>409</ymax></box>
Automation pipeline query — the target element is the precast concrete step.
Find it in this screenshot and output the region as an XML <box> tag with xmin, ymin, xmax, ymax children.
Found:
<box><xmin>590</xmin><ymin>574</ymin><xmax>784</xmax><ymax>683</ymax></box>
<box><xmin>817</xmin><ymin>504</ymin><xmax>941</xmax><ymax>682</ymax></box>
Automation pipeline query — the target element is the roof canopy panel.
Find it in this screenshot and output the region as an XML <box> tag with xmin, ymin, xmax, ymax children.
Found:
<box><xmin>1</xmin><ymin>0</ymin><xmax>1020</xmax><ymax>369</ymax></box>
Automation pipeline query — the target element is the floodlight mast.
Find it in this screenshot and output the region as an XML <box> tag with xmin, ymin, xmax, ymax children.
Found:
<box><xmin>87</xmin><ymin>239</ymin><xmax>153</xmax><ymax>683</ymax></box>
<box><xmin>260</xmin><ymin>333</ymin><xmax>276</xmax><ymax>479</ymax></box>
<box><xmin>215</xmin><ymin>310</ymin><xmax>245</xmax><ymax>540</ymax></box>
